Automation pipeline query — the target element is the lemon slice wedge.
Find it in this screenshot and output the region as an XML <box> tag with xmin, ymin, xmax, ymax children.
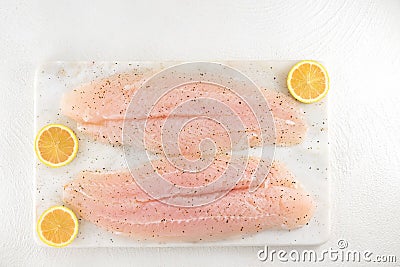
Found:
<box><xmin>36</xmin><ymin>206</ymin><xmax>79</xmax><ymax>247</ymax></box>
<box><xmin>287</xmin><ymin>60</ymin><xmax>330</xmax><ymax>103</ymax></box>
<box><xmin>35</xmin><ymin>124</ymin><xmax>78</xmax><ymax>167</ymax></box>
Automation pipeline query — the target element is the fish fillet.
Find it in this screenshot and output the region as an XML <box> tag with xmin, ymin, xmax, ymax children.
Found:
<box><xmin>61</xmin><ymin>72</ymin><xmax>307</xmax><ymax>153</ymax></box>
<box><xmin>63</xmin><ymin>158</ymin><xmax>314</xmax><ymax>242</ymax></box>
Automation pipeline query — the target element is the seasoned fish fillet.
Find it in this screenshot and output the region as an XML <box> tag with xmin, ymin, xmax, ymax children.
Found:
<box><xmin>63</xmin><ymin>158</ymin><xmax>314</xmax><ymax>242</ymax></box>
<box><xmin>61</xmin><ymin>72</ymin><xmax>307</xmax><ymax>153</ymax></box>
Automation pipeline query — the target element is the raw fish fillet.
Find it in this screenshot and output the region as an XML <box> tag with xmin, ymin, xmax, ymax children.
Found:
<box><xmin>63</xmin><ymin>158</ymin><xmax>315</xmax><ymax>242</ymax></box>
<box><xmin>60</xmin><ymin>71</ymin><xmax>307</xmax><ymax>153</ymax></box>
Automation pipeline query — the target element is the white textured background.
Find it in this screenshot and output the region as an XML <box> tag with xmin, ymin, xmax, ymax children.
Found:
<box><xmin>1</xmin><ymin>0</ymin><xmax>399</xmax><ymax>266</ymax></box>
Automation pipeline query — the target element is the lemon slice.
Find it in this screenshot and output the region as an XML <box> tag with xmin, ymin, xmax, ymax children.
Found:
<box><xmin>36</xmin><ymin>206</ymin><xmax>79</xmax><ymax>247</ymax></box>
<box><xmin>35</xmin><ymin>124</ymin><xmax>78</xmax><ymax>167</ymax></box>
<box><xmin>287</xmin><ymin>60</ymin><xmax>330</xmax><ymax>103</ymax></box>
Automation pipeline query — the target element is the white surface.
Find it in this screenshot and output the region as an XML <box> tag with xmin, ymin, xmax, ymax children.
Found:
<box><xmin>34</xmin><ymin>61</ymin><xmax>329</xmax><ymax>247</ymax></box>
<box><xmin>0</xmin><ymin>0</ymin><xmax>399</xmax><ymax>266</ymax></box>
